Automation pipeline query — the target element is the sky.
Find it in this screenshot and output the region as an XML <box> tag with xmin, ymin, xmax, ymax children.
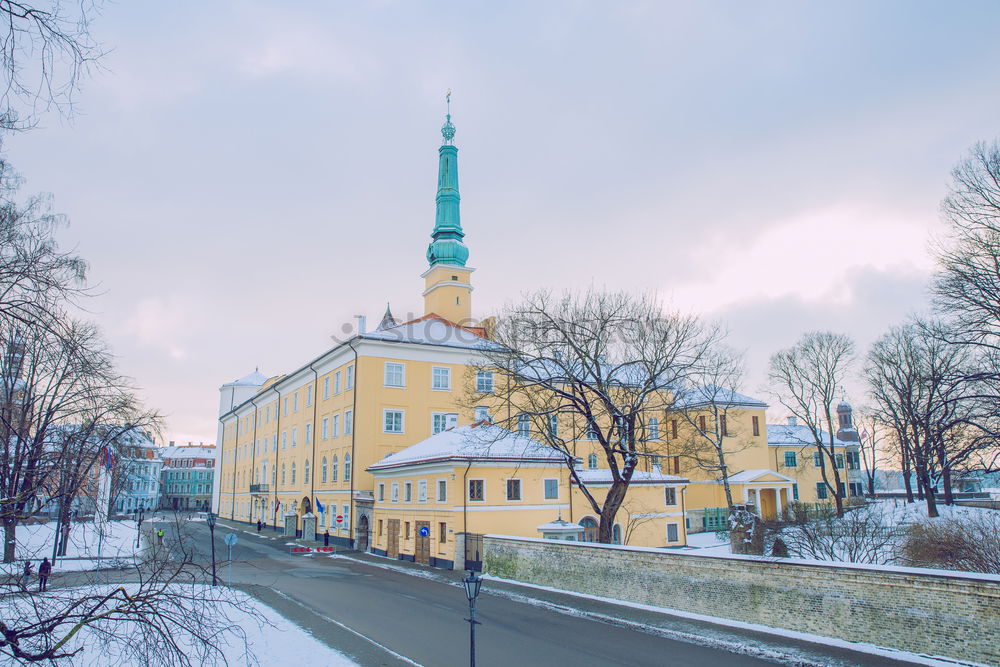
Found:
<box><xmin>4</xmin><ymin>1</ymin><xmax>1000</xmax><ymax>445</ymax></box>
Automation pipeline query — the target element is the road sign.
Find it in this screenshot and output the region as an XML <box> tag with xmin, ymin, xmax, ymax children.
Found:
<box><xmin>336</xmin><ymin>515</ymin><xmax>343</xmax><ymax>524</ymax></box>
<box><xmin>291</xmin><ymin>546</ymin><xmax>312</xmax><ymax>553</ymax></box>
<box><xmin>419</xmin><ymin>525</ymin><xmax>430</xmax><ymax>537</ymax></box>
<box><xmin>315</xmin><ymin>546</ymin><xmax>334</xmax><ymax>553</ymax></box>
<box><xmin>224</xmin><ymin>533</ymin><xmax>238</xmax><ymax>547</ymax></box>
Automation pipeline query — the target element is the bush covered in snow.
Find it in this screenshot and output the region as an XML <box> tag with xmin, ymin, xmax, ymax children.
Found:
<box><xmin>901</xmin><ymin>512</ymin><xmax>1000</xmax><ymax>574</ymax></box>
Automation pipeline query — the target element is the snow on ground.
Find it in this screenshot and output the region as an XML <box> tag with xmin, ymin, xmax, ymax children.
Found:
<box><xmin>682</xmin><ymin>531</ymin><xmax>732</xmax><ymax>553</ymax></box>
<box><xmin>1</xmin><ymin>584</ymin><xmax>359</xmax><ymax>666</ymax></box>
<box><xmin>2</xmin><ymin>520</ymin><xmax>142</xmax><ymax>573</ymax></box>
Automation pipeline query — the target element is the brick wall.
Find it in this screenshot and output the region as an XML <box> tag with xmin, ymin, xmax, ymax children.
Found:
<box><xmin>483</xmin><ymin>535</ymin><xmax>1000</xmax><ymax>665</ymax></box>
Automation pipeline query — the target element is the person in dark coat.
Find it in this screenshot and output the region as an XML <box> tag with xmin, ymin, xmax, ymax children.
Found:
<box><xmin>38</xmin><ymin>557</ymin><xmax>51</xmax><ymax>591</ymax></box>
<box><xmin>324</xmin><ymin>529</ymin><xmax>330</xmax><ymax>547</ymax></box>
<box><xmin>21</xmin><ymin>560</ymin><xmax>32</xmax><ymax>588</ymax></box>
<box><xmin>256</xmin><ymin>519</ymin><xmax>262</xmax><ymax>533</ymax></box>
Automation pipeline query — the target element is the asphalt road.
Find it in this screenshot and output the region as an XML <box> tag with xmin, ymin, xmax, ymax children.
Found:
<box><xmin>162</xmin><ymin>517</ymin><xmax>920</xmax><ymax>667</ymax></box>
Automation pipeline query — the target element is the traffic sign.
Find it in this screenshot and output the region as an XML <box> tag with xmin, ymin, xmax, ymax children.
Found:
<box><xmin>419</xmin><ymin>526</ymin><xmax>430</xmax><ymax>537</ymax></box>
<box><xmin>291</xmin><ymin>546</ymin><xmax>312</xmax><ymax>553</ymax></box>
<box><xmin>336</xmin><ymin>515</ymin><xmax>344</xmax><ymax>524</ymax></box>
<box><xmin>224</xmin><ymin>533</ymin><xmax>238</xmax><ymax>547</ymax></box>
<box><xmin>315</xmin><ymin>546</ymin><xmax>334</xmax><ymax>553</ymax></box>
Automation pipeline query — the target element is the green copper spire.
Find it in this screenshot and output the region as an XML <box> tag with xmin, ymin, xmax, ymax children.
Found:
<box><xmin>427</xmin><ymin>90</ymin><xmax>469</xmax><ymax>268</ymax></box>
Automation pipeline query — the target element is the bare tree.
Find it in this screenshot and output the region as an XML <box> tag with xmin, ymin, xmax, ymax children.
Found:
<box><xmin>864</xmin><ymin>320</ymin><xmax>975</xmax><ymax>518</ymax></box>
<box><xmin>671</xmin><ymin>348</ymin><xmax>752</xmax><ymax>512</ymax></box>
<box><xmin>767</xmin><ymin>331</ymin><xmax>854</xmax><ymax>517</ymax></box>
<box><xmin>780</xmin><ymin>503</ymin><xmax>901</xmax><ymax>565</ymax></box>
<box><xmin>468</xmin><ymin>289</ymin><xmax>723</xmax><ymax>543</ymax></box>
<box><xmin>854</xmin><ymin>410</ymin><xmax>884</xmax><ymax>496</ymax></box>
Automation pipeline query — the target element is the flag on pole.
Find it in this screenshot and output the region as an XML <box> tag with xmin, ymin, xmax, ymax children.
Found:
<box><xmin>860</xmin><ymin>429</ymin><xmax>869</xmax><ymax>441</ymax></box>
<box><xmin>315</xmin><ymin>498</ymin><xmax>324</xmax><ymax>514</ymax></box>
<box><xmin>104</xmin><ymin>445</ymin><xmax>115</xmax><ymax>471</ymax></box>
<box><xmin>274</xmin><ymin>498</ymin><xmax>280</xmax><ymax>513</ymax></box>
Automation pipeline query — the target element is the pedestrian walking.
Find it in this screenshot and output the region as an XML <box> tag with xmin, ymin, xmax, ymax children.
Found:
<box><xmin>324</xmin><ymin>529</ymin><xmax>330</xmax><ymax>547</ymax></box>
<box><xmin>38</xmin><ymin>557</ymin><xmax>51</xmax><ymax>592</ymax></box>
<box><xmin>157</xmin><ymin>528</ymin><xmax>164</xmax><ymax>545</ymax></box>
<box><xmin>256</xmin><ymin>519</ymin><xmax>262</xmax><ymax>533</ymax></box>
<box><xmin>21</xmin><ymin>560</ymin><xmax>32</xmax><ymax>588</ymax></box>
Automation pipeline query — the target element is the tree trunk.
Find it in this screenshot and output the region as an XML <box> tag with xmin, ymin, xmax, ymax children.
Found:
<box><xmin>3</xmin><ymin>518</ymin><xmax>16</xmax><ymax>563</ymax></box>
<box><xmin>915</xmin><ymin>464</ymin><xmax>938</xmax><ymax>518</ymax></box>
<box><xmin>938</xmin><ymin>451</ymin><xmax>955</xmax><ymax>505</ymax></box>
<box><xmin>901</xmin><ymin>447</ymin><xmax>914</xmax><ymax>503</ymax></box>
<box><xmin>598</xmin><ymin>480</ymin><xmax>628</xmax><ymax>543</ymax></box>
<box><xmin>716</xmin><ymin>448</ymin><xmax>734</xmax><ymax>510</ymax></box>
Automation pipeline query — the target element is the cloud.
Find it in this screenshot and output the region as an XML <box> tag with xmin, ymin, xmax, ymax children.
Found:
<box><xmin>123</xmin><ymin>295</ymin><xmax>204</xmax><ymax>360</ymax></box>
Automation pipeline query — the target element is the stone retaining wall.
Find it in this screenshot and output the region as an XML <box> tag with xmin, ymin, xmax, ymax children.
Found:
<box><xmin>484</xmin><ymin>535</ymin><xmax>1000</xmax><ymax>665</ymax></box>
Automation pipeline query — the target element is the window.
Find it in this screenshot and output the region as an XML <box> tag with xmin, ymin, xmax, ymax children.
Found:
<box><xmin>323</xmin><ymin>377</ymin><xmax>330</xmax><ymax>399</ymax></box>
<box><xmin>437</xmin><ymin>480</ymin><xmax>447</xmax><ymax>502</ymax></box>
<box><xmin>305</xmin><ymin>423</ymin><xmax>312</xmax><ymax>445</ymax></box>
<box><xmin>506</xmin><ymin>479</ymin><xmax>521</xmax><ymax>501</ymax></box>
<box><xmin>346</xmin><ymin>365</ymin><xmax>354</xmax><ymax>390</ymax></box>
<box><xmin>342</xmin><ymin>504</ymin><xmax>349</xmax><ymax>530</ymax></box>
<box><xmin>378</xmin><ymin>483</ymin><xmax>385</xmax><ymax>502</ymax></box>
<box><xmin>665</xmin><ymin>487</ymin><xmax>677</xmax><ymax>505</ymax></box>
<box><xmin>306</xmin><ymin>385</ymin><xmax>313</xmax><ymax>406</ymax></box>
<box><xmin>544</xmin><ymin>479</ymin><xmax>558</xmax><ymax>499</ymax></box>
<box><xmin>752</xmin><ymin>415</ymin><xmax>760</xmax><ymax>436</ymax></box>
<box><xmin>404</xmin><ymin>481</ymin><xmax>412</xmax><ymax>503</ymax></box>
<box><xmin>292</xmin><ymin>428</ymin><xmax>297</xmax><ymax>448</ymax></box>
<box><xmin>720</xmin><ymin>415</ymin><xmax>728</xmax><ymax>437</ymax></box>
<box><xmin>283</xmin><ymin>397</ymin><xmax>289</xmax><ymax>416</ymax></box>
<box><xmin>344</xmin><ymin>454</ymin><xmax>351</xmax><ymax>481</ymax></box>
<box><xmin>671</xmin><ymin>419</ymin><xmax>678</xmax><ymax>439</ymax></box>
<box><xmin>384</xmin><ymin>362</ymin><xmax>405</xmax><ymax>387</ymax></box>
<box><xmin>322</xmin><ymin>418</ymin><xmax>329</xmax><ymax>440</ymax></box>
<box><xmin>332</xmin><ymin>414</ymin><xmax>340</xmax><ymax>438</ymax></box>
<box><xmin>517</xmin><ymin>413</ymin><xmax>530</xmax><ymax>436</ymax></box>
<box><xmin>418</xmin><ymin>480</ymin><xmax>427</xmax><ymax>503</ymax></box>
<box><xmin>667</xmin><ymin>523</ymin><xmax>679</xmax><ymax>543</ymax></box>
<box><xmin>587</xmin><ymin>453</ymin><xmax>598</xmax><ymax>470</ymax></box>
<box><xmin>439</xmin><ymin>522</ymin><xmax>447</xmax><ymax>543</ymax></box>
<box><xmin>816</xmin><ymin>482</ymin><xmax>828</xmax><ymax>500</ymax></box>
<box><xmin>433</xmin><ymin>412</ymin><xmax>458</xmax><ymax>434</ymax></box>
<box><xmin>383</xmin><ymin>409</ymin><xmax>404</xmax><ymax>433</ymax></box>
<box><xmin>586</xmin><ymin>424</ymin><xmax>597</xmax><ymax>440</ymax></box>
<box><xmin>698</xmin><ymin>415</ymin><xmax>706</xmax><ymax>433</ymax></box>
<box><xmin>837</xmin><ymin>482</ymin><xmax>846</xmax><ymax>497</ymax></box>
<box><xmin>792</xmin><ymin>483</ymin><xmax>799</xmax><ymax>500</ymax></box>
<box><xmin>290</xmin><ymin>463</ymin><xmax>296</xmax><ymax>484</ymax></box>
<box><xmin>784</xmin><ymin>451</ymin><xmax>797</xmax><ymax>467</ymax></box>
<box><xmin>813</xmin><ymin>452</ymin><xmax>823</xmax><ymax>468</ymax></box>
<box><xmin>332</xmin><ymin>455</ymin><xmax>339</xmax><ymax>482</ymax></box>
<box><xmin>322</xmin><ymin>457</ymin><xmax>328</xmax><ymax>482</ymax></box>
<box><xmin>847</xmin><ymin>451</ymin><xmax>861</xmax><ymax>470</ymax></box>
<box><xmin>282</xmin><ymin>432</ymin><xmax>287</xmax><ymax>450</ymax></box>
<box><xmin>649</xmin><ymin>418</ymin><xmax>659</xmax><ymax>440</ymax></box>
<box><xmin>293</xmin><ymin>393</ymin><xmax>299</xmax><ymax>413</ymax></box>
<box><xmin>378</xmin><ymin>519</ymin><xmax>383</xmax><ymax>536</ymax></box>
<box><xmin>835</xmin><ymin>453</ymin><xmax>845</xmax><ymax>469</ymax></box>
<box><xmin>476</xmin><ymin>371</ymin><xmax>494</xmax><ymax>393</ymax></box>
<box><xmin>344</xmin><ymin>409</ymin><xmax>353</xmax><ymax>434</ymax></box>
<box><xmin>432</xmin><ymin>367</ymin><xmax>451</xmax><ymax>390</ymax></box>
<box><xmin>474</xmin><ymin>406</ymin><xmax>490</xmax><ymax>423</ymax></box>
<box><xmin>304</xmin><ymin>459</ymin><xmax>310</xmax><ymax>483</ymax></box>
<box><xmin>391</xmin><ymin>482</ymin><xmax>399</xmax><ymax>502</ymax></box>
<box><xmin>265</xmin><ymin>406</ymin><xmax>271</xmax><ymax>423</ymax></box>
<box><xmin>548</xmin><ymin>414</ymin><xmax>558</xmax><ymax>437</ymax></box>
<box><xmin>334</xmin><ymin>371</ymin><xmax>342</xmax><ymax>394</ymax></box>
<box><xmin>468</xmin><ymin>479</ymin><xmax>484</xmax><ymax>501</ymax></box>
<box><xmin>405</xmin><ymin>522</ymin><xmax>411</xmax><ymax>540</ymax></box>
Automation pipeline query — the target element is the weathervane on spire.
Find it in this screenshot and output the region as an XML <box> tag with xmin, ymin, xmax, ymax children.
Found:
<box><xmin>441</xmin><ymin>88</ymin><xmax>456</xmax><ymax>145</ymax></box>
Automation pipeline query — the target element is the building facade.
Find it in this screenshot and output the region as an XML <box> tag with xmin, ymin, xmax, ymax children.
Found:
<box><xmin>113</xmin><ymin>434</ymin><xmax>162</xmax><ymax>515</ymax></box>
<box><xmin>160</xmin><ymin>444</ymin><xmax>216</xmax><ymax>511</ymax></box>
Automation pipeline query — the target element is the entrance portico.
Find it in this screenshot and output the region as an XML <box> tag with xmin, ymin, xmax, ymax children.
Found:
<box><xmin>728</xmin><ymin>470</ymin><xmax>796</xmax><ymax>521</ymax></box>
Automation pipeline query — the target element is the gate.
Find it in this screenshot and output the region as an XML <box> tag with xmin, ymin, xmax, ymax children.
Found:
<box><xmin>387</xmin><ymin>519</ymin><xmax>400</xmax><ymax>559</ymax></box>
<box><xmin>464</xmin><ymin>532</ymin><xmax>483</xmax><ymax>572</ymax></box>
<box><xmin>415</xmin><ymin>521</ymin><xmax>430</xmax><ymax>565</ymax></box>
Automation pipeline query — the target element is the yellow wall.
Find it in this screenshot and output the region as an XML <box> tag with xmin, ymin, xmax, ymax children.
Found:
<box><xmin>423</xmin><ymin>265</ymin><xmax>473</xmax><ymax>324</ymax></box>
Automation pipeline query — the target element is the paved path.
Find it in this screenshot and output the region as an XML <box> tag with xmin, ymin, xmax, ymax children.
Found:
<box><xmin>164</xmin><ymin>517</ymin><xmax>927</xmax><ymax>667</ymax></box>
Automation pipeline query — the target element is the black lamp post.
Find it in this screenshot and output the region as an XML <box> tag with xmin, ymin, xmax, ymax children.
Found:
<box><xmin>135</xmin><ymin>507</ymin><xmax>144</xmax><ymax>549</ymax></box>
<box><xmin>206</xmin><ymin>511</ymin><xmax>218</xmax><ymax>586</ymax></box>
<box><xmin>463</xmin><ymin>570</ymin><xmax>483</xmax><ymax>667</ymax></box>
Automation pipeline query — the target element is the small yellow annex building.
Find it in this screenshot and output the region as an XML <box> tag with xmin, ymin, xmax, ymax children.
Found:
<box><xmin>211</xmin><ymin>108</ymin><xmax>865</xmax><ymax>567</ymax></box>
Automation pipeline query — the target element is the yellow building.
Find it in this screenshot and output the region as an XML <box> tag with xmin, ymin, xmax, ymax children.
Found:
<box><xmin>212</xmin><ymin>108</ymin><xmax>862</xmax><ymax>562</ymax></box>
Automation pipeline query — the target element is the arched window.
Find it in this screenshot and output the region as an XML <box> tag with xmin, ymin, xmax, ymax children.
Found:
<box><xmin>612</xmin><ymin>524</ymin><xmax>622</xmax><ymax>544</ymax></box>
<box><xmin>322</xmin><ymin>457</ymin><xmax>328</xmax><ymax>483</ymax></box>
<box><xmin>587</xmin><ymin>453</ymin><xmax>598</xmax><ymax>470</ymax></box>
<box><xmin>649</xmin><ymin>417</ymin><xmax>659</xmax><ymax>440</ymax></box>
<box><xmin>291</xmin><ymin>462</ymin><xmax>296</xmax><ymax>484</ymax></box>
<box><xmin>344</xmin><ymin>454</ymin><xmax>351</xmax><ymax>481</ymax></box>
<box><xmin>332</xmin><ymin>455</ymin><xmax>339</xmax><ymax>482</ymax></box>
<box><xmin>580</xmin><ymin>517</ymin><xmax>599</xmax><ymax>542</ymax></box>
<box><xmin>262</xmin><ymin>462</ymin><xmax>267</xmax><ymax>484</ymax></box>
<box><xmin>281</xmin><ymin>464</ymin><xmax>286</xmax><ymax>485</ymax></box>
<box><xmin>304</xmin><ymin>459</ymin><xmax>310</xmax><ymax>484</ymax></box>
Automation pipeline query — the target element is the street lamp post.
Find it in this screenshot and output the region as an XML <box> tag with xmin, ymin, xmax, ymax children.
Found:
<box><xmin>206</xmin><ymin>511</ymin><xmax>218</xmax><ymax>586</ymax></box>
<box><xmin>135</xmin><ymin>507</ymin><xmax>144</xmax><ymax>549</ymax></box>
<box><xmin>463</xmin><ymin>570</ymin><xmax>483</xmax><ymax>667</ymax></box>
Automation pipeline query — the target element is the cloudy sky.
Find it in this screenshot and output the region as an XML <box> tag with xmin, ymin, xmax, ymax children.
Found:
<box><xmin>5</xmin><ymin>1</ymin><xmax>1000</xmax><ymax>444</ymax></box>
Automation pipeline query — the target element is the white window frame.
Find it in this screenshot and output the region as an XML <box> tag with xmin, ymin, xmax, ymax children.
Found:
<box><xmin>306</xmin><ymin>385</ymin><xmax>313</xmax><ymax>407</ymax></box>
<box><xmin>332</xmin><ymin>413</ymin><xmax>340</xmax><ymax>438</ymax></box>
<box><xmin>506</xmin><ymin>478</ymin><xmax>522</xmax><ymax>501</ymax></box>
<box><xmin>322</xmin><ymin>418</ymin><xmax>329</xmax><ymax>440</ymax></box>
<box><xmin>344</xmin><ymin>409</ymin><xmax>353</xmax><ymax>434</ymax></box>
<box><xmin>335</xmin><ymin>370</ymin><xmax>342</xmax><ymax>394</ymax></box>
<box><xmin>383</xmin><ymin>409</ymin><xmax>404</xmax><ymax>434</ymax></box>
<box><xmin>664</xmin><ymin>487</ymin><xmax>677</xmax><ymax>506</ymax></box>
<box><xmin>404</xmin><ymin>481</ymin><xmax>412</xmax><ymax>503</ymax></box>
<box><xmin>346</xmin><ymin>365</ymin><xmax>354</xmax><ymax>390</ymax></box>
<box><xmin>378</xmin><ymin>483</ymin><xmax>385</xmax><ymax>502</ymax></box>
<box><xmin>437</xmin><ymin>479</ymin><xmax>447</xmax><ymax>503</ymax></box>
<box><xmin>474</xmin><ymin>406</ymin><xmax>490</xmax><ymax>422</ymax></box>
<box><xmin>543</xmin><ymin>478</ymin><xmax>559</xmax><ymax>500</ymax></box>
<box><xmin>432</xmin><ymin>366</ymin><xmax>452</xmax><ymax>391</ymax></box>
<box><xmin>468</xmin><ymin>478</ymin><xmax>485</xmax><ymax>502</ymax></box>
<box><xmin>323</xmin><ymin>377</ymin><xmax>330</xmax><ymax>399</ymax></box>
<box><xmin>667</xmin><ymin>523</ymin><xmax>679</xmax><ymax>543</ymax></box>
<box><xmin>384</xmin><ymin>362</ymin><xmax>405</xmax><ymax>388</ymax></box>
<box><xmin>391</xmin><ymin>482</ymin><xmax>399</xmax><ymax>503</ymax></box>
<box><xmin>476</xmin><ymin>371</ymin><xmax>494</xmax><ymax>393</ymax></box>
<box><xmin>418</xmin><ymin>480</ymin><xmax>428</xmax><ymax>503</ymax></box>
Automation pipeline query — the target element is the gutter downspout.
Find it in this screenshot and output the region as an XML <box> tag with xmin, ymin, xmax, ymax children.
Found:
<box><xmin>462</xmin><ymin>459</ymin><xmax>472</xmax><ymax>540</ymax></box>
<box><xmin>249</xmin><ymin>398</ymin><xmax>259</xmax><ymax>523</ymax></box>
<box><xmin>308</xmin><ymin>362</ymin><xmax>319</xmax><ymax>516</ymax></box>
<box><xmin>272</xmin><ymin>389</ymin><xmax>282</xmax><ymax>529</ymax></box>
<box><xmin>230</xmin><ymin>416</ymin><xmax>239</xmax><ymax>521</ymax></box>
<box><xmin>348</xmin><ymin>339</ymin><xmax>359</xmax><ymax>547</ymax></box>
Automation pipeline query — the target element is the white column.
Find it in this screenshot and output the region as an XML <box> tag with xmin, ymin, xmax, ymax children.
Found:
<box><xmin>774</xmin><ymin>487</ymin><xmax>783</xmax><ymax>517</ymax></box>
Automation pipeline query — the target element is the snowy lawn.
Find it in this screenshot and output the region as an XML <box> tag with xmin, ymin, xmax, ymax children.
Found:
<box><xmin>1</xmin><ymin>584</ymin><xmax>358</xmax><ymax>666</ymax></box>
<box><xmin>3</xmin><ymin>520</ymin><xmax>143</xmax><ymax>573</ymax></box>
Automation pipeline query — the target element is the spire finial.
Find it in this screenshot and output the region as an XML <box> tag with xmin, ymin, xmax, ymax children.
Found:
<box><xmin>441</xmin><ymin>89</ymin><xmax>456</xmax><ymax>145</ymax></box>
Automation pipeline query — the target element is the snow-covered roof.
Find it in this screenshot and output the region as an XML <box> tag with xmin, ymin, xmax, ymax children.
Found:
<box><xmin>727</xmin><ymin>469</ymin><xmax>795</xmax><ymax>484</ymax></box>
<box><xmin>573</xmin><ymin>469</ymin><xmax>687</xmax><ymax>485</ymax></box>
<box><xmin>537</xmin><ymin>519</ymin><xmax>583</xmax><ymax>532</ymax></box>
<box><xmin>160</xmin><ymin>445</ymin><xmax>216</xmax><ymax>461</ymax></box>
<box><xmin>367</xmin><ymin>423</ymin><xmax>564</xmax><ymax>471</ymax></box>
<box><xmin>673</xmin><ymin>385</ymin><xmax>768</xmax><ymax>409</ymax></box>
<box><xmin>225</xmin><ymin>370</ymin><xmax>268</xmax><ymax>387</ymax></box>
<box><xmin>361</xmin><ymin>315</ymin><xmax>490</xmax><ymax>350</ymax></box>
<box><xmin>767</xmin><ymin>424</ymin><xmax>855</xmax><ymax>449</ymax></box>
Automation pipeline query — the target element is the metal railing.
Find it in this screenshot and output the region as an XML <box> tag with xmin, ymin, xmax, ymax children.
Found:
<box><xmin>249</xmin><ymin>483</ymin><xmax>269</xmax><ymax>494</ymax></box>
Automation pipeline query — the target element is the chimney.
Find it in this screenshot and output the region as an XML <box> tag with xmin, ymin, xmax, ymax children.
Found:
<box><xmin>787</xmin><ymin>417</ymin><xmax>797</xmax><ymax>427</ymax></box>
<box><xmin>357</xmin><ymin>315</ymin><xmax>367</xmax><ymax>335</ymax></box>
<box><xmin>169</xmin><ymin>440</ymin><xmax>175</xmax><ymax>446</ymax></box>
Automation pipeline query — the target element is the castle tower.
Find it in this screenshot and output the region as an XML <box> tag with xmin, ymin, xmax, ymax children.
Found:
<box><xmin>836</xmin><ymin>400</ymin><xmax>859</xmax><ymax>442</ymax></box>
<box><xmin>423</xmin><ymin>94</ymin><xmax>474</xmax><ymax>325</ymax></box>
